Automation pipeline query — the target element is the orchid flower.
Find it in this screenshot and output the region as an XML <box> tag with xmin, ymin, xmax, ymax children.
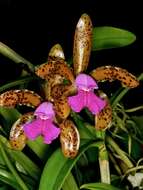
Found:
<box><xmin>0</xmin><ymin>13</ymin><xmax>139</xmax><ymax>159</ymax></box>
<box><xmin>23</xmin><ymin>102</ymin><xmax>60</xmax><ymax>144</ymax></box>
<box><xmin>35</xmin><ymin>14</ymin><xmax>139</xmax><ymax>132</ymax></box>
<box><xmin>0</xmin><ymin>43</ymin><xmax>80</xmax><ymax>158</ymax></box>
<box><xmin>68</xmin><ymin>74</ymin><xmax>106</xmax><ymax>114</ymax></box>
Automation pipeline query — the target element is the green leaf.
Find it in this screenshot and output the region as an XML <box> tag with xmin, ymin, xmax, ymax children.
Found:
<box><xmin>0</xmin><ymin>135</ymin><xmax>40</xmax><ymax>181</ymax></box>
<box><xmin>0</xmin><ymin>76</ymin><xmax>37</xmax><ymax>93</ymax></box>
<box><xmin>132</xmin><ymin>116</ymin><xmax>143</xmax><ymax>137</ymax></box>
<box><xmin>80</xmin><ymin>183</ymin><xmax>123</xmax><ymax>190</ymax></box>
<box><xmin>0</xmin><ymin>185</ymin><xmax>12</xmax><ymax>190</ymax></box>
<box><xmin>0</xmin><ymin>139</ymin><xmax>29</xmax><ymax>190</ymax></box>
<box><xmin>0</xmin><ymin>107</ymin><xmax>21</xmax><ymax>132</ymax></box>
<box><xmin>27</xmin><ymin>136</ymin><xmax>51</xmax><ymax>161</ymax></box>
<box><xmin>0</xmin><ymin>168</ymin><xmax>21</xmax><ymax>190</ymax></box>
<box><xmin>8</xmin><ymin>150</ymin><xmax>41</xmax><ymax>180</ymax></box>
<box><xmin>0</xmin><ymin>42</ymin><xmax>34</xmax><ymax>73</ymax></box>
<box><xmin>0</xmin><ymin>165</ymin><xmax>35</xmax><ymax>190</ymax></box>
<box><xmin>62</xmin><ymin>173</ymin><xmax>79</xmax><ymax>190</ymax></box>
<box><xmin>71</xmin><ymin>112</ymin><xmax>96</xmax><ymax>140</ymax></box>
<box><xmin>92</xmin><ymin>27</ymin><xmax>136</xmax><ymax>51</ymax></box>
<box><xmin>39</xmin><ymin>141</ymin><xmax>102</xmax><ymax>190</ymax></box>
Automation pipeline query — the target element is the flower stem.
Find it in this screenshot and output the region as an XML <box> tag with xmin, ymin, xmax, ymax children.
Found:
<box><xmin>0</xmin><ymin>76</ymin><xmax>37</xmax><ymax>93</ymax></box>
<box><xmin>99</xmin><ymin>143</ymin><xmax>110</xmax><ymax>184</ymax></box>
<box><xmin>125</xmin><ymin>105</ymin><xmax>143</xmax><ymax>112</ymax></box>
<box><xmin>0</xmin><ymin>42</ymin><xmax>35</xmax><ymax>73</ymax></box>
<box><xmin>111</xmin><ymin>88</ymin><xmax>129</xmax><ymax>107</ymax></box>
<box><xmin>108</xmin><ymin>152</ymin><xmax>122</xmax><ymax>175</ymax></box>
<box><xmin>0</xmin><ymin>140</ymin><xmax>29</xmax><ymax>190</ymax></box>
<box><xmin>106</xmin><ymin>136</ymin><xmax>134</xmax><ymax>169</ymax></box>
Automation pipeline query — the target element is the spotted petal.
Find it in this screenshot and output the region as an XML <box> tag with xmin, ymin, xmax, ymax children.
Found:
<box><xmin>48</xmin><ymin>44</ymin><xmax>65</xmax><ymax>61</ymax></box>
<box><xmin>9</xmin><ymin>112</ymin><xmax>34</xmax><ymax>150</ymax></box>
<box><xmin>0</xmin><ymin>90</ymin><xmax>42</xmax><ymax>108</ymax></box>
<box><xmin>35</xmin><ymin>61</ymin><xmax>74</xmax><ymax>84</ymax></box>
<box><xmin>90</xmin><ymin>66</ymin><xmax>139</xmax><ymax>88</ymax></box>
<box><xmin>60</xmin><ymin>120</ymin><xmax>80</xmax><ymax>158</ymax></box>
<box><xmin>54</xmin><ymin>96</ymin><xmax>71</xmax><ymax>120</ymax></box>
<box><xmin>95</xmin><ymin>91</ymin><xmax>112</xmax><ymax>130</ymax></box>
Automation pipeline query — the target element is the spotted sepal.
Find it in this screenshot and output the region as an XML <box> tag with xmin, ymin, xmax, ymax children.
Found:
<box><xmin>60</xmin><ymin>119</ymin><xmax>80</xmax><ymax>158</ymax></box>
<box><xmin>35</xmin><ymin>60</ymin><xmax>74</xmax><ymax>84</ymax></box>
<box><xmin>73</xmin><ymin>13</ymin><xmax>93</xmax><ymax>75</ymax></box>
<box><xmin>51</xmin><ymin>83</ymin><xmax>77</xmax><ymax>99</ymax></box>
<box><xmin>42</xmin><ymin>77</ymin><xmax>66</xmax><ymax>101</ymax></box>
<box><xmin>9</xmin><ymin>112</ymin><xmax>34</xmax><ymax>150</ymax></box>
<box><xmin>0</xmin><ymin>90</ymin><xmax>42</xmax><ymax>108</ymax></box>
<box><xmin>91</xmin><ymin>66</ymin><xmax>139</xmax><ymax>88</ymax></box>
<box><xmin>95</xmin><ymin>91</ymin><xmax>112</xmax><ymax>130</ymax></box>
<box><xmin>48</xmin><ymin>44</ymin><xmax>65</xmax><ymax>61</ymax></box>
<box><xmin>53</xmin><ymin>96</ymin><xmax>71</xmax><ymax>120</ymax></box>
<box><xmin>50</xmin><ymin>84</ymin><xmax>77</xmax><ymax>120</ymax></box>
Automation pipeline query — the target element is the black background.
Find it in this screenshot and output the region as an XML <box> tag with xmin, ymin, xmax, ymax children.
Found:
<box><xmin>0</xmin><ymin>0</ymin><xmax>143</xmax><ymax>105</ymax></box>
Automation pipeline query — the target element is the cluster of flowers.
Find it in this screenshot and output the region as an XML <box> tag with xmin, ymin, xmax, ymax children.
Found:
<box><xmin>0</xmin><ymin>14</ymin><xmax>139</xmax><ymax>158</ymax></box>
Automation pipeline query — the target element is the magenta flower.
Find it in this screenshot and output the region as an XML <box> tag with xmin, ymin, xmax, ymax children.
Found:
<box><xmin>68</xmin><ymin>74</ymin><xmax>106</xmax><ymax>114</ymax></box>
<box><xmin>23</xmin><ymin>102</ymin><xmax>60</xmax><ymax>144</ymax></box>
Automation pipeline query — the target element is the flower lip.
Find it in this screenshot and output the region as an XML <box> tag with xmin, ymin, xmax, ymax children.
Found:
<box><xmin>34</xmin><ymin>102</ymin><xmax>55</xmax><ymax>120</ymax></box>
<box><xmin>23</xmin><ymin>101</ymin><xmax>60</xmax><ymax>144</ymax></box>
<box><xmin>75</xmin><ymin>74</ymin><xmax>98</xmax><ymax>90</ymax></box>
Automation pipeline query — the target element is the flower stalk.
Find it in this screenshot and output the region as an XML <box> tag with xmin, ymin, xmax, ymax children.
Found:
<box><xmin>106</xmin><ymin>136</ymin><xmax>134</xmax><ymax>169</ymax></box>
<box><xmin>99</xmin><ymin>143</ymin><xmax>111</xmax><ymax>184</ymax></box>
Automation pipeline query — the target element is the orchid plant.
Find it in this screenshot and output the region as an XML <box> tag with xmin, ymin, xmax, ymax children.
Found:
<box><xmin>0</xmin><ymin>13</ymin><xmax>143</xmax><ymax>190</ymax></box>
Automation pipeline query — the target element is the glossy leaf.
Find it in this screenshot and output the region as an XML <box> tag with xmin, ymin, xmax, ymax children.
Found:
<box><xmin>0</xmin><ymin>135</ymin><xmax>40</xmax><ymax>181</ymax></box>
<box><xmin>39</xmin><ymin>141</ymin><xmax>101</xmax><ymax>190</ymax></box>
<box><xmin>27</xmin><ymin>136</ymin><xmax>51</xmax><ymax>161</ymax></box>
<box><xmin>8</xmin><ymin>150</ymin><xmax>40</xmax><ymax>180</ymax></box>
<box><xmin>0</xmin><ymin>42</ymin><xmax>34</xmax><ymax>72</ymax></box>
<box><xmin>132</xmin><ymin>116</ymin><xmax>143</xmax><ymax>137</ymax></box>
<box><xmin>71</xmin><ymin>112</ymin><xmax>96</xmax><ymax>140</ymax></box>
<box><xmin>0</xmin><ymin>166</ymin><xmax>35</xmax><ymax>190</ymax></box>
<box><xmin>62</xmin><ymin>173</ymin><xmax>79</xmax><ymax>190</ymax></box>
<box><xmin>92</xmin><ymin>27</ymin><xmax>136</xmax><ymax>51</ymax></box>
<box><xmin>0</xmin><ymin>107</ymin><xmax>21</xmax><ymax>132</ymax></box>
<box><xmin>80</xmin><ymin>183</ymin><xmax>122</xmax><ymax>190</ymax></box>
<box><xmin>0</xmin><ymin>76</ymin><xmax>37</xmax><ymax>93</ymax></box>
<box><xmin>0</xmin><ymin>138</ymin><xmax>29</xmax><ymax>190</ymax></box>
<box><xmin>0</xmin><ymin>168</ymin><xmax>21</xmax><ymax>190</ymax></box>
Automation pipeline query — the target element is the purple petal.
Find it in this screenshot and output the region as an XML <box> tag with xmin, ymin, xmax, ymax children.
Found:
<box><xmin>23</xmin><ymin>118</ymin><xmax>42</xmax><ymax>140</ymax></box>
<box><xmin>42</xmin><ymin>120</ymin><xmax>60</xmax><ymax>144</ymax></box>
<box><xmin>75</xmin><ymin>74</ymin><xmax>98</xmax><ymax>90</ymax></box>
<box><xmin>86</xmin><ymin>91</ymin><xmax>106</xmax><ymax>114</ymax></box>
<box><xmin>34</xmin><ymin>102</ymin><xmax>55</xmax><ymax>119</ymax></box>
<box><xmin>68</xmin><ymin>90</ymin><xmax>85</xmax><ymax>112</ymax></box>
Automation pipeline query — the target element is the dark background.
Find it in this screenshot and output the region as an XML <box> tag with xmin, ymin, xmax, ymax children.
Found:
<box><xmin>0</xmin><ymin>0</ymin><xmax>143</xmax><ymax>105</ymax></box>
